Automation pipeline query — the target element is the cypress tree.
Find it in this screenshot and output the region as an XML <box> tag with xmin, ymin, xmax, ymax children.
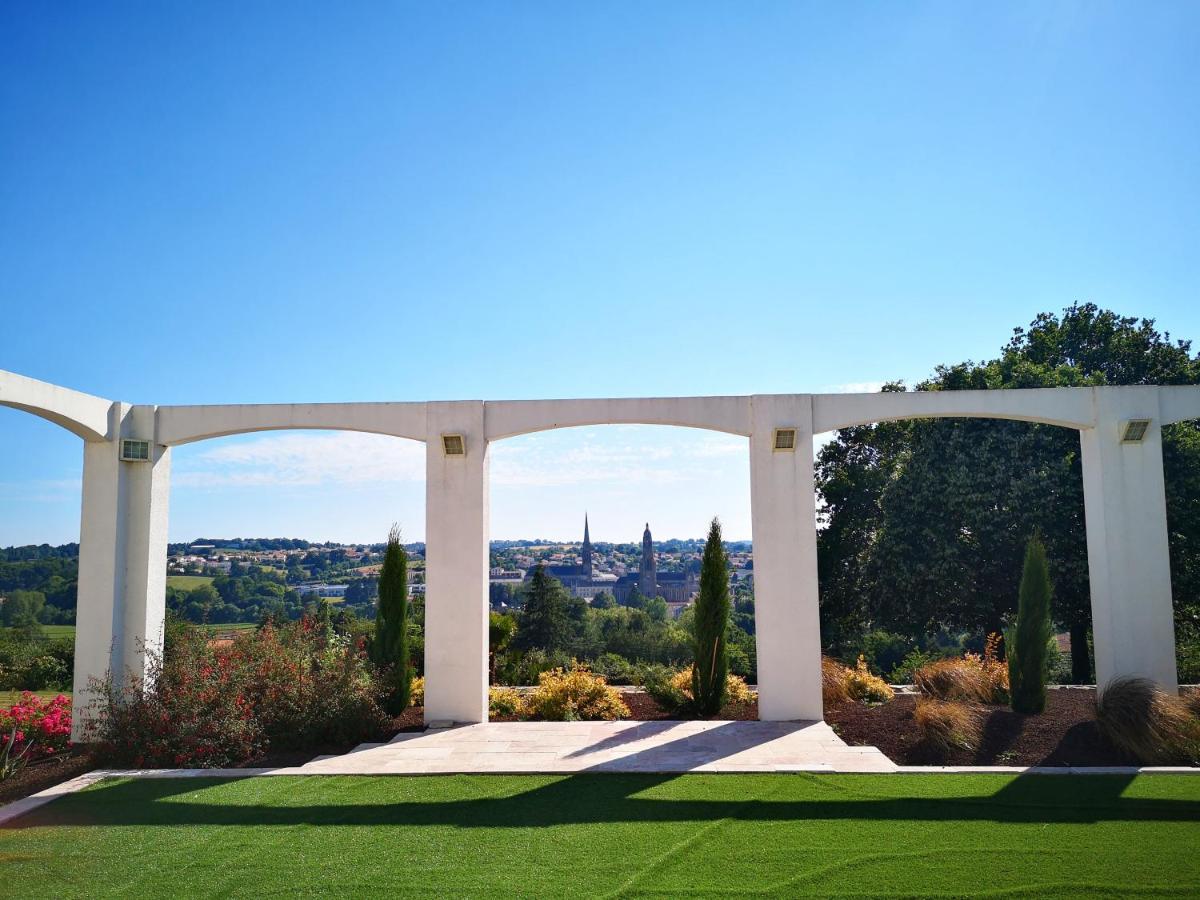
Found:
<box><xmin>372</xmin><ymin>524</ymin><xmax>410</xmax><ymax>714</ymax></box>
<box><xmin>692</xmin><ymin>517</ymin><xmax>730</xmax><ymax>716</ymax></box>
<box><xmin>1008</xmin><ymin>533</ymin><xmax>1054</xmax><ymax>714</ymax></box>
<box><xmin>513</xmin><ymin>564</ymin><xmax>569</xmax><ymax>653</ymax></box>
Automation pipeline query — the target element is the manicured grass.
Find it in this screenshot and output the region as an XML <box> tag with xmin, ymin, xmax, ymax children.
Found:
<box><xmin>2</xmin><ymin>774</ymin><xmax>1198</xmax><ymax>897</ymax></box>
<box><xmin>166</xmin><ymin>575</ymin><xmax>215</xmax><ymax>590</ymax></box>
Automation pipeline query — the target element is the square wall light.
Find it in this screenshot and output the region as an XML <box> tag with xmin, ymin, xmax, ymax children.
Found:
<box><xmin>1121</xmin><ymin>419</ymin><xmax>1151</xmax><ymax>443</ymax></box>
<box><xmin>441</xmin><ymin>433</ymin><xmax>466</xmax><ymax>456</ymax></box>
<box><xmin>120</xmin><ymin>439</ymin><xmax>151</xmax><ymax>462</ymax></box>
<box><xmin>772</xmin><ymin>427</ymin><xmax>797</xmax><ymax>451</ymax></box>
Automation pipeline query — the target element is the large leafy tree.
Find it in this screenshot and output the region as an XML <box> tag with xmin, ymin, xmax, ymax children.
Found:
<box><xmin>816</xmin><ymin>304</ymin><xmax>1200</xmax><ymax>681</ymax></box>
<box><xmin>513</xmin><ymin>564</ymin><xmax>571</xmax><ymax>653</ymax></box>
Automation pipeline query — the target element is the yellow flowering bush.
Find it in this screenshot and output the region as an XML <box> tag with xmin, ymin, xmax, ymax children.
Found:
<box><xmin>488</xmin><ymin>686</ymin><xmax>524</xmax><ymax>718</ymax></box>
<box><xmin>668</xmin><ymin>668</ymin><xmax>756</xmax><ymax>706</ymax></box>
<box><xmin>845</xmin><ymin>655</ymin><xmax>895</xmax><ymax>703</ymax></box>
<box><xmin>409</xmin><ymin>676</ymin><xmax>424</xmax><ymax>707</ymax></box>
<box><xmin>523</xmin><ymin>664</ymin><xmax>629</xmax><ymax>721</ymax></box>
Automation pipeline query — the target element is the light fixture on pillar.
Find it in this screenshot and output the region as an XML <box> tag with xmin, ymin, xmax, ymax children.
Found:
<box><xmin>1120</xmin><ymin>419</ymin><xmax>1151</xmax><ymax>443</ymax></box>
<box><xmin>441</xmin><ymin>433</ymin><xmax>466</xmax><ymax>456</ymax></box>
<box><xmin>119</xmin><ymin>439</ymin><xmax>151</xmax><ymax>462</ymax></box>
<box><xmin>772</xmin><ymin>427</ymin><xmax>797</xmax><ymax>451</ymax></box>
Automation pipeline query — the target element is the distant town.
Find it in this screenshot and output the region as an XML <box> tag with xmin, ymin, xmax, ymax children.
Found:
<box><xmin>159</xmin><ymin>516</ymin><xmax>755</xmax><ymax>623</ymax></box>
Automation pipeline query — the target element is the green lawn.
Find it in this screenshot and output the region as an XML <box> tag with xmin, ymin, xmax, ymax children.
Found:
<box><xmin>2</xmin><ymin>774</ymin><xmax>1198</xmax><ymax>897</ymax></box>
<box><xmin>166</xmin><ymin>575</ymin><xmax>215</xmax><ymax>590</ymax></box>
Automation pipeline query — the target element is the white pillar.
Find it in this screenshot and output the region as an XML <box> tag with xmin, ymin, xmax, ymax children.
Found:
<box><xmin>73</xmin><ymin>404</ymin><xmax>171</xmax><ymax>739</ymax></box>
<box><xmin>749</xmin><ymin>394</ymin><xmax>823</xmax><ymax>720</ymax></box>
<box><xmin>423</xmin><ymin>401</ymin><xmax>489</xmax><ymax>724</ymax></box>
<box><xmin>1081</xmin><ymin>388</ymin><xmax>1178</xmax><ymax>693</ymax></box>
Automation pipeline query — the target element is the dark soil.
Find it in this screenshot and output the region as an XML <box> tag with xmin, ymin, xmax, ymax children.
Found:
<box><xmin>825</xmin><ymin>687</ymin><xmax>1200</xmax><ymax>767</ymax></box>
<box><xmin>0</xmin><ymin>751</ymin><xmax>96</xmax><ymax>807</ymax></box>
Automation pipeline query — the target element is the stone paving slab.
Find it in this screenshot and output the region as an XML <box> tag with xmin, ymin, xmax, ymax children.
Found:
<box><xmin>296</xmin><ymin>720</ymin><xmax>900</xmax><ymax>775</ymax></box>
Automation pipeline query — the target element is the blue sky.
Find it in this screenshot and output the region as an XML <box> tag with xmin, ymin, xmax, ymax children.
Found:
<box><xmin>2</xmin><ymin>2</ymin><xmax>1198</xmax><ymax>545</ymax></box>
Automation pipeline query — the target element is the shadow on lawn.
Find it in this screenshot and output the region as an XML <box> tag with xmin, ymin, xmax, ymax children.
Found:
<box><xmin>6</xmin><ymin>771</ymin><xmax>1198</xmax><ymax>830</ymax></box>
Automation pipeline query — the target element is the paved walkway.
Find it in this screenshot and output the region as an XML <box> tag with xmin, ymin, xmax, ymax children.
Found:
<box><xmin>293</xmin><ymin>720</ymin><xmax>898</xmax><ymax>774</ymax></box>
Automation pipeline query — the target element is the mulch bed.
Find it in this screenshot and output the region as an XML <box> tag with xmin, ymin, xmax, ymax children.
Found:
<box><xmin>0</xmin><ymin>750</ymin><xmax>96</xmax><ymax>807</ymax></box>
<box><xmin>823</xmin><ymin>689</ymin><xmax>1141</xmax><ymax>767</ymax></box>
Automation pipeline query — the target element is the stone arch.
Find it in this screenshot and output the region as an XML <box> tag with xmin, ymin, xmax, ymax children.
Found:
<box><xmin>155</xmin><ymin>402</ymin><xmax>428</xmax><ymax>446</ymax></box>
<box><xmin>0</xmin><ymin>369</ymin><xmax>113</xmax><ymax>442</ymax></box>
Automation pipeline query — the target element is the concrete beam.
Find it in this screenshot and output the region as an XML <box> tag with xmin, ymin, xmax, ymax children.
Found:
<box><xmin>0</xmin><ymin>369</ymin><xmax>113</xmax><ymax>441</ymax></box>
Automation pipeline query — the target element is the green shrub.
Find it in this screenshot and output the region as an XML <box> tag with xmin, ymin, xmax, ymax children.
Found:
<box><xmin>859</xmin><ymin>630</ymin><xmax>914</xmax><ymax>680</ymax></box>
<box><xmin>1007</xmin><ymin>535</ymin><xmax>1053</xmax><ymax>714</ymax></box>
<box><xmin>590</xmin><ymin>652</ymin><xmax>635</xmax><ymax>685</ymax></box>
<box><xmin>90</xmin><ymin>620</ymin><xmax>388</xmax><ymax>767</ymax></box>
<box><xmin>643</xmin><ymin>665</ymin><xmax>693</xmax><ymax>716</ymax></box>
<box><xmin>891</xmin><ymin>648</ymin><xmax>943</xmax><ymax>685</ymax></box>
<box><xmin>1095</xmin><ymin>676</ymin><xmax>1200</xmax><ymax>766</ymax></box>
<box><xmin>1176</xmin><ymin>621</ymin><xmax>1200</xmax><ymax>684</ymax></box>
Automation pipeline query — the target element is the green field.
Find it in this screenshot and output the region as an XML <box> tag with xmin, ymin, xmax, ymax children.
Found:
<box><xmin>2</xmin><ymin>774</ymin><xmax>1198</xmax><ymax>897</ymax></box>
<box><xmin>166</xmin><ymin>575</ymin><xmax>216</xmax><ymax>590</ymax></box>
<box><xmin>197</xmin><ymin>623</ymin><xmax>258</xmax><ymax>635</ymax></box>
<box><xmin>0</xmin><ymin>624</ymin><xmax>75</xmax><ymax>641</ymax></box>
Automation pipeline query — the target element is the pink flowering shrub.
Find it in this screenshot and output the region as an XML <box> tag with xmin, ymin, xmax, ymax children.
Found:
<box><xmin>0</xmin><ymin>692</ymin><xmax>73</xmax><ymax>761</ymax></box>
<box><xmin>90</xmin><ymin>618</ymin><xmax>388</xmax><ymax>768</ymax></box>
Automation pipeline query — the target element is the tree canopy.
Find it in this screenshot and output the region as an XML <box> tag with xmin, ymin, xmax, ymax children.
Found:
<box><xmin>816</xmin><ymin>304</ymin><xmax>1200</xmax><ymax>681</ymax></box>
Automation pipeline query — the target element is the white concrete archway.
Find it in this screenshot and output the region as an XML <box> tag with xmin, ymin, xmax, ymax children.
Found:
<box><xmin>1</xmin><ymin>369</ymin><xmax>1194</xmax><ymax>736</ymax></box>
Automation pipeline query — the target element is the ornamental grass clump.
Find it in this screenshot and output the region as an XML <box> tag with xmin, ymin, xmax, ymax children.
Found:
<box><xmin>913</xmin><ymin>697</ymin><xmax>983</xmax><ymax>756</ymax></box>
<box><xmin>1095</xmin><ymin>676</ymin><xmax>1200</xmax><ymax>766</ymax></box>
<box><xmin>913</xmin><ymin>634</ymin><xmax>1008</xmax><ymax>705</ymax></box>
<box><xmin>821</xmin><ymin>657</ymin><xmax>852</xmax><ymax>707</ymax></box>
<box><xmin>522</xmin><ymin>664</ymin><xmax>629</xmax><ymax>721</ymax></box>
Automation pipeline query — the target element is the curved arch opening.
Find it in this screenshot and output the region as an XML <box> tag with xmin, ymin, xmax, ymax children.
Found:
<box><xmin>1163</xmin><ymin>417</ymin><xmax>1200</xmax><ymax>687</ymax></box>
<box><xmin>815</xmin><ymin>411</ymin><xmax>1098</xmax><ymax>720</ymax></box>
<box><xmin>487</xmin><ymin>423</ymin><xmax>755</xmax><ymax>703</ymax></box>
<box><xmin>0</xmin><ymin>407</ymin><xmax>83</xmax><ymax>699</ymax></box>
<box><xmin>166</xmin><ymin>428</ymin><xmax>426</xmax><ymax>629</ymax></box>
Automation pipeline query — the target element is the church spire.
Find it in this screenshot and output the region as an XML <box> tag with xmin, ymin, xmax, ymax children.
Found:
<box><xmin>581</xmin><ymin>512</ymin><xmax>593</xmax><ymax>579</ymax></box>
<box><xmin>639</xmin><ymin>522</ymin><xmax>656</xmax><ymax>599</ymax></box>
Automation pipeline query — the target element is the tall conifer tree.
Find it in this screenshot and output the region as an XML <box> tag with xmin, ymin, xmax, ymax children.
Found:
<box><xmin>514</xmin><ymin>564</ymin><xmax>569</xmax><ymax>653</ymax></box>
<box><xmin>1008</xmin><ymin>533</ymin><xmax>1053</xmax><ymax>714</ymax></box>
<box><xmin>692</xmin><ymin>518</ymin><xmax>730</xmax><ymax>715</ymax></box>
<box><xmin>373</xmin><ymin>524</ymin><xmax>410</xmax><ymax>714</ymax></box>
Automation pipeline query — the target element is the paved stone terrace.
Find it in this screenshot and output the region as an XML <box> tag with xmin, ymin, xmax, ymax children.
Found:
<box><xmin>294</xmin><ymin>720</ymin><xmax>898</xmax><ymax>775</ymax></box>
